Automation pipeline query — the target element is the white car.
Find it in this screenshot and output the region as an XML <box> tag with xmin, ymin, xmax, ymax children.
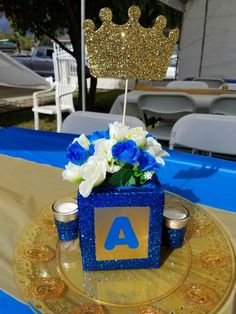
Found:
<box><xmin>166</xmin><ymin>54</ymin><xmax>177</xmax><ymax>80</ymax></box>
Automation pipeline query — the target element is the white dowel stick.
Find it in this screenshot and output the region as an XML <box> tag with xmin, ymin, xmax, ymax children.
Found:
<box><xmin>122</xmin><ymin>79</ymin><xmax>129</xmax><ymax>125</ymax></box>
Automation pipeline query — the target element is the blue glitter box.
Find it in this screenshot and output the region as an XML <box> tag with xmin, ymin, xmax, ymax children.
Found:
<box><xmin>77</xmin><ymin>178</ymin><xmax>164</xmax><ymax>271</ymax></box>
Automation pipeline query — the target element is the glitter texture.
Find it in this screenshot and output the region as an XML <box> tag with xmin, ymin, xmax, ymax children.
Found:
<box><xmin>22</xmin><ymin>243</ymin><xmax>54</xmax><ymax>262</ymax></box>
<box><xmin>55</xmin><ymin>219</ymin><xmax>78</xmax><ymax>241</ymax></box>
<box><xmin>77</xmin><ymin>179</ymin><xmax>164</xmax><ymax>271</ymax></box>
<box><xmin>162</xmin><ymin>226</ymin><xmax>186</xmax><ymax>249</ymax></box>
<box><xmin>84</xmin><ymin>5</ymin><xmax>179</xmax><ymax>80</ymax></box>
<box><xmin>179</xmin><ymin>284</ymin><xmax>218</xmax><ymax>307</ymax></box>
<box><xmin>26</xmin><ymin>277</ymin><xmax>65</xmax><ymax>299</ymax></box>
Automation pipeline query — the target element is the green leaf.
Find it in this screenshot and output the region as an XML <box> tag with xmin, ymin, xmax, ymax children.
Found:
<box><xmin>123</xmin><ymin>163</ymin><xmax>133</xmax><ymax>170</ymax></box>
<box><xmin>133</xmin><ymin>170</ymin><xmax>142</xmax><ymax>177</ymax></box>
<box><xmin>139</xmin><ymin>175</ymin><xmax>148</xmax><ymax>185</ymax></box>
<box><xmin>108</xmin><ymin>168</ymin><xmax>133</xmax><ymax>186</ymax></box>
<box><xmin>133</xmin><ymin>165</ymin><xmax>139</xmax><ymax>172</ymax></box>
<box><xmin>126</xmin><ymin>176</ymin><xmax>136</xmax><ymax>186</ymax></box>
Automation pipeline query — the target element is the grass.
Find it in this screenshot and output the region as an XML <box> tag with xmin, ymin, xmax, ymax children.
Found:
<box><xmin>0</xmin><ymin>89</ymin><xmax>124</xmax><ymax>132</ymax></box>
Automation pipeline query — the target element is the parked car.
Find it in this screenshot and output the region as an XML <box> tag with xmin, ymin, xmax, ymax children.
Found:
<box><xmin>13</xmin><ymin>46</ymin><xmax>54</xmax><ymax>77</ymax></box>
<box><xmin>13</xmin><ymin>46</ymin><xmax>90</xmax><ymax>79</ymax></box>
<box><xmin>0</xmin><ymin>39</ymin><xmax>17</xmax><ymax>54</ymax></box>
<box><xmin>166</xmin><ymin>54</ymin><xmax>177</xmax><ymax>80</ymax></box>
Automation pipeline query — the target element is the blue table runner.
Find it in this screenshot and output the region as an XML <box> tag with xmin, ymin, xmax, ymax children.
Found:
<box><xmin>0</xmin><ymin>127</ymin><xmax>235</xmax><ymax>212</ymax></box>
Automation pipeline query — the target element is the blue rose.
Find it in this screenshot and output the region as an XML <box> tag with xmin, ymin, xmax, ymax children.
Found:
<box><xmin>138</xmin><ymin>151</ymin><xmax>160</xmax><ymax>172</ymax></box>
<box><xmin>66</xmin><ymin>142</ymin><xmax>89</xmax><ymax>165</ymax></box>
<box><xmin>88</xmin><ymin>144</ymin><xmax>95</xmax><ymax>155</ymax></box>
<box><xmin>146</xmin><ymin>132</ymin><xmax>158</xmax><ymax>141</ymax></box>
<box><xmin>112</xmin><ymin>140</ymin><xmax>141</xmax><ymax>165</ymax></box>
<box><xmin>87</xmin><ymin>130</ymin><xmax>110</xmax><ymax>143</ymax></box>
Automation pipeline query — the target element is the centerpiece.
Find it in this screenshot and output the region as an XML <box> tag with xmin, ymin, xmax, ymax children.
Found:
<box><xmin>62</xmin><ymin>5</ymin><xmax>178</xmax><ymax>271</ymax></box>
<box><xmin>63</xmin><ymin>123</ymin><xmax>168</xmax><ymax>270</ymax></box>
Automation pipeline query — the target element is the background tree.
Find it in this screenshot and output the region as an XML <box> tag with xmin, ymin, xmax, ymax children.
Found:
<box><xmin>0</xmin><ymin>0</ymin><xmax>87</xmax><ymax>108</ymax></box>
<box><xmin>0</xmin><ymin>0</ymin><xmax>182</xmax><ymax>109</ymax></box>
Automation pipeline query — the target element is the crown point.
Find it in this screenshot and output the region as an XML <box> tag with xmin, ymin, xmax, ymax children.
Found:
<box><xmin>84</xmin><ymin>20</ymin><xmax>95</xmax><ymax>32</ymax></box>
<box><xmin>99</xmin><ymin>7</ymin><xmax>113</xmax><ymax>23</ymax></box>
<box><xmin>169</xmin><ymin>29</ymin><xmax>179</xmax><ymax>42</ymax></box>
<box><xmin>155</xmin><ymin>15</ymin><xmax>167</xmax><ymax>29</ymax></box>
<box><xmin>128</xmin><ymin>5</ymin><xmax>141</xmax><ymax>21</ymax></box>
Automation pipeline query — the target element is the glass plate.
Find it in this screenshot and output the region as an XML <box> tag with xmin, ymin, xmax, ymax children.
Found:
<box><xmin>13</xmin><ymin>192</ymin><xmax>235</xmax><ymax>314</ymax></box>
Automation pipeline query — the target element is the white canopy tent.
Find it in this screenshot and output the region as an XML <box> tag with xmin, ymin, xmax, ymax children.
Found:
<box><xmin>0</xmin><ymin>50</ymin><xmax>50</xmax><ymax>90</ymax></box>
<box><xmin>178</xmin><ymin>0</ymin><xmax>236</xmax><ymax>81</ymax></box>
<box><xmin>160</xmin><ymin>0</ymin><xmax>236</xmax><ymax>82</ymax></box>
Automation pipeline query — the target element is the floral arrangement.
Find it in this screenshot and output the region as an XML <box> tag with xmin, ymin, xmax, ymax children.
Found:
<box><xmin>62</xmin><ymin>122</ymin><xmax>168</xmax><ymax>197</ymax></box>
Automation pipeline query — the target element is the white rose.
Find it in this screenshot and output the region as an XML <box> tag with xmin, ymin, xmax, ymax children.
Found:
<box><xmin>78</xmin><ymin>156</ymin><xmax>107</xmax><ymax>197</ymax></box>
<box><xmin>145</xmin><ymin>137</ymin><xmax>169</xmax><ymax>165</ymax></box>
<box><xmin>93</xmin><ymin>138</ymin><xmax>120</xmax><ymax>173</ymax></box>
<box><xmin>62</xmin><ymin>162</ymin><xmax>82</xmax><ymax>183</ymax></box>
<box><xmin>72</xmin><ymin>134</ymin><xmax>90</xmax><ymax>150</ymax></box>
<box><xmin>109</xmin><ymin>121</ymin><xmax>129</xmax><ymax>141</ymax></box>
<box><xmin>94</xmin><ymin>138</ymin><xmax>114</xmax><ymax>162</ymax></box>
<box><xmin>126</xmin><ymin>127</ymin><xmax>148</xmax><ymax>147</ymax></box>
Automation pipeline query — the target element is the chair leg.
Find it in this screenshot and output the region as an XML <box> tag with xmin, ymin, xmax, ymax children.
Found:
<box><xmin>57</xmin><ymin>112</ymin><xmax>62</xmax><ymax>133</ymax></box>
<box><xmin>34</xmin><ymin>112</ymin><xmax>39</xmax><ymax>130</ymax></box>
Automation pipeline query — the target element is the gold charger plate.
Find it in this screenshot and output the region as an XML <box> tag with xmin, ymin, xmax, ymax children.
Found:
<box><xmin>13</xmin><ymin>192</ymin><xmax>235</xmax><ymax>314</ymax></box>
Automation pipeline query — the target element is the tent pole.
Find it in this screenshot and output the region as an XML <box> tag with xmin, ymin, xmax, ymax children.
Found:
<box><xmin>81</xmin><ymin>0</ymin><xmax>86</xmax><ymax>111</ymax></box>
<box><xmin>199</xmin><ymin>0</ymin><xmax>209</xmax><ymax>77</ymax></box>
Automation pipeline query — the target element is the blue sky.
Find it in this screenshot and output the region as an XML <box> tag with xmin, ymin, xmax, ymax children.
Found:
<box><xmin>0</xmin><ymin>16</ymin><xmax>10</xmax><ymax>33</ymax></box>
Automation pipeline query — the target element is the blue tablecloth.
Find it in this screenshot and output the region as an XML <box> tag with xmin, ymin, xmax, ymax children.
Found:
<box><xmin>0</xmin><ymin>127</ymin><xmax>236</xmax><ymax>313</ymax></box>
<box><xmin>0</xmin><ymin>127</ymin><xmax>235</xmax><ymax>212</ymax></box>
<box><xmin>0</xmin><ymin>291</ymin><xmax>33</xmax><ymax>314</ymax></box>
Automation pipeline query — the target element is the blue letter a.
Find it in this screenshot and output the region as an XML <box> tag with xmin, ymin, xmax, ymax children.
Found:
<box><xmin>104</xmin><ymin>216</ymin><xmax>139</xmax><ymax>250</ymax></box>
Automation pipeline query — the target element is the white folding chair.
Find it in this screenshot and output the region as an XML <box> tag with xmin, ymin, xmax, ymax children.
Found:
<box><xmin>33</xmin><ymin>77</ymin><xmax>76</xmax><ymax>132</ymax></box>
<box><xmin>169</xmin><ymin>113</ymin><xmax>236</xmax><ymax>156</ymax></box>
<box><xmin>138</xmin><ymin>93</ymin><xmax>196</xmax><ymax>141</ymax></box>
<box><xmin>61</xmin><ymin>111</ymin><xmax>146</xmax><ymax>135</ymax></box>
<box><xmin>209</xmin><ymin>95</ymin><xmax>236</xmax><ymax>115</ymax></box>
<box><xmin>53</xmin><ymin>48</ymin><xmax>78</xmax><ymax>83</ymax></box>
<box><xmin>193</xmin><ymin>77</ymin><xmax>224</xmax><ymax>89</ymax></box>
<box><xmin>109</xmin><ymin>95</ymin><xmax>146</xmax><ymax>122</ymax></box>
<box><xmin>167</xmin><ymin>80</ymin><xmax>209</xmax><ymax>89</ymax></box>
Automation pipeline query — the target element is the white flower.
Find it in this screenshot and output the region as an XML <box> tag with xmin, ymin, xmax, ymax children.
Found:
<box><xmin>94</xmin><ymin>138</ymin><xmax>114</xmax><ymax>162</ymax></box>
<box><xmin>72</xmin><ymin>134</ymin><xmax>90</xmax><ymax>150</ymax></box>
<box><xmin>143</xmin><ymin>171</ymin><xmax>153</xmax><ymax>180</ymax></box>
<box><xmin>126</xmin><ymin>127</ymin><xmax>148</xmax><ymax>147</ymax></box>
<box><xmin>78</xmin><ymin>156</ymin><xmax>107</xmax><ymax>197</ymax></box>
<box><xmin>109</xmin><ymin>121</ymin><xmax>129</xmax><ymax>141</ymax></box>
<box><xmin>145</xmin><ymin>137</ymin><xmax>169</xmax><ymax>166</ymax></box>
<box><xmin>93</xmin><ymin>138</ymin><xmax>120</xmax><ymax>173</ymax></box>
<box><xmin>62</xmin><ymin>162</ymin><xmax>82</xmax><ymax>183</ymax></box>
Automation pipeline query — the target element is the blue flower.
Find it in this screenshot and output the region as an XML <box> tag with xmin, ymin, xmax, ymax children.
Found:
<box><xmin>66</xmin><ymin>142</ymin><xmax>89</xmax><ymax>165</ymax></box>
<box><xmin>87</xmin><ymin>130</ymin><xmax>110</xmax><ymax>143</ymax></box>
<box><xmin>112</xmin><ymin>140</ymin><xmax>141</xmax><ymax>165</ymax></box>
<box><xmin>146</xmin><ymin>132</ymin><xmax>158</xmax><ymax>141</ymax></box>
<box><xmin>138</xmin><ymin>151</ymin><xmax>160</xmax><ymax>172</ymax></box>
<box><xmin>146</xmin><ymin>132</ymin><xmax>153</xmax><ymax>138</ymax></box>
<box><xmin>88</xmin><ymin>144</ymin><xmax>95</xmax><ymax>155</ymax></box>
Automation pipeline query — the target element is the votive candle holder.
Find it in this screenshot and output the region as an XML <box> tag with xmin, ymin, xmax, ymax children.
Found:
<box><xmin>162</xmin><ymin>207</ymin><xmax>189</xmax><ymax>249</ymax></box>
<box><xmin>52</xmin><ymin>197</ymin><xmax>78</xmax><ymax>241</ymax></box>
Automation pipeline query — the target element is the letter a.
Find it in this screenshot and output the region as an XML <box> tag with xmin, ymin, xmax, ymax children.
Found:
<box><xmin>104</xmin><ymin>216</ymin><xmax>139</xmax><ymax>250</ymax></box>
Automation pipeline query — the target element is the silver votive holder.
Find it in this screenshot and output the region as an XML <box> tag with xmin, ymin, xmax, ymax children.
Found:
<box><xmin>52</xmin><ymin>197</ymin><xmax>78</xmax><ymax>241</ymax></box>
<box><xmin>162</xmin><ymin>207</ymin><xmax>189</xmax><ymax>249</ymax></box>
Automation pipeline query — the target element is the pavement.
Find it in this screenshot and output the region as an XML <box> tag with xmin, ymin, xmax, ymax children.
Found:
<box><xmin>0</xmin><ymin>86</ymin><xmax>55</xmax><ymax>113</ymax></box>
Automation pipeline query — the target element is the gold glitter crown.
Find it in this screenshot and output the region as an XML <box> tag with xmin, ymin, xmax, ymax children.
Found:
<box><xmin>84</xmin><ymin>5</ymin><xmax>179</xmax><ymax>80</ymax></box>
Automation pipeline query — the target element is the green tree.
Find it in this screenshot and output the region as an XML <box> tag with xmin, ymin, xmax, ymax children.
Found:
<box><xmin>0</xmin><ymin>0</ymin><xmax>87</xmax><ymax>108</ymax></box>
